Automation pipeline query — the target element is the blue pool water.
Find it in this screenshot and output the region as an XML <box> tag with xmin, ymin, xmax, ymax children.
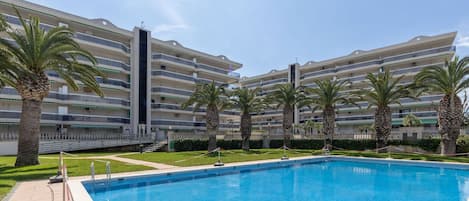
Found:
<box><xmin>84</xmin><ymin>158</ymin><xmax>469</xmax><ymax>201</ymax></box>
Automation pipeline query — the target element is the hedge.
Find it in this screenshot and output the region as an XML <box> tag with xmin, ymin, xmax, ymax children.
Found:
<box><xmin>173</xmin><ymin>139</ymin><xmax>442</xmax><ymax>152</ymax></box>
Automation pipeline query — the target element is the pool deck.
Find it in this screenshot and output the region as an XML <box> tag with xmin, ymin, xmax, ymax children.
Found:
<box><xmin>7</xmin><ymin>155</ymin><xmax>469</xmax><ymax>201</ymax></box>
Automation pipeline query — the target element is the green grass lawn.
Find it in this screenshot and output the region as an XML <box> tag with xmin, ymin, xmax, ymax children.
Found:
<box><xmin>0</xmin><ymin>156</ymin><xmax>152</xmax><ymax>200</ymax></box>
<box><xmin>122</xmin><ymin>149</ymin><xmax>323</xmax><ymax>166</ymax></box>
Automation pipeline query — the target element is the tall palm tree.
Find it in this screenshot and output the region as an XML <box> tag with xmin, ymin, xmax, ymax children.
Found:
<box><xmin>230</xmin><ymin>87</ymin><xmax>266</xmax><ymax>151</ymax></box>
<box><xmin>268</xmin><ymin>83</ymin><xmax>310</xmax><ymax>148</ymax></box>
<box><xmin>182</xmin><ymin>81</ymin><xmax>230</xmax><ymax>152</ymax></box>
<box><xmin>357</xmin><ymin>69</ymin><xmax>416</xmax><ymax>150</ymax></box>
<box><xmin>306</xmin><ymin>79</ymin><xmax>358</xmax><ymax>150</ymax></box>
<box><xmin>0</xmin><ymin>11</ymin><xmax>104</xmax><ymax>167</ymax></box>
<box><xmin>414</xmin><ymin>56</ymin><xmax>469</xmax><ymax>155</ymax></box>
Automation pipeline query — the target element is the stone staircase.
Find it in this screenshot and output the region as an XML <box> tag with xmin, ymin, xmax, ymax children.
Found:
<box><xmin>143</xmin><ymin>140</ymin><xmax>168</xmax><ymax>152</ymax></box>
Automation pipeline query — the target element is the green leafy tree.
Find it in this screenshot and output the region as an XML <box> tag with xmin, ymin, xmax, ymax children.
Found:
<box><xmin>230</xmin><ymin>87</ymin><xmax>266</xmax><ymax>151</ymax></box>
<box><xmin>414</xmin><ymin>56</ymin><xmax>469</xmax><ymax>155</ymax></box>
<box><xmin>268</xmin><ymin>83</ymin><xmax>310</xmax><ymax>147</ymax></box>
<box><xmin>182</xmin><ymin>81</ymin><xmax>230</xmax><ymax>151</ymax></box>
<box><xmin>0</xmin><ymin>10</ymin><xmax>104</xmax><ymax>167</ymax></box>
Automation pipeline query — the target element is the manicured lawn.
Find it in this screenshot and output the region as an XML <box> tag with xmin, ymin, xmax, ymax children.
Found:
<box><xmin>122</xmin><ymin>149</ymin><xmax>323</xmax><ymax>166</ymax></box>
<box><xmin>0</xmin><ymin>156</ymin><xmax>152</xmax><ymax>200</ymax></box>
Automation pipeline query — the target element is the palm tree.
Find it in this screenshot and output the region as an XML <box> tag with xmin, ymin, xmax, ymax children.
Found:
<box><xmin>306</xmin><ymin>79</ymin><xmax>358</xmax><ymax>150</ymax></box>
<box><xmin>402</xmin><ymin>113</ymin><xmax>422</xmax><ymax>127</ymax></box>
<box><xmin>268</xmin><ymin>83</ymin><xmax>310</xmax><ymax>147</ymax></box>
<box><xmin>357</xmin><ymin>69</ymin><xmax>417</xmax><ymax>150</ymax></box>
<box><xmin>0</xmin><ymin>11</ymin><xmax>104</xmax><ymax>167</ymax></box>
<box><xmin>230</xmin><ymin>87</ymin><xmax>266</xmax><ymax>151</ymax></box>
<box><xmin>302</xmin><ymin>119</ymin><xmax>316</xmax><ymax>136</ymax></box>
<box><xmin>182</xmin><ymin>81</ymin><xmax>230</xmax><ymax>152</ymax></box>
<box><xmin>414</xmin><ymin>56</ymin><xmax>469</xmax><ymax>155</ymax></box>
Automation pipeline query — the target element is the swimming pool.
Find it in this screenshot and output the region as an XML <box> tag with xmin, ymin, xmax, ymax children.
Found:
<box><xmin>80</xmin><ymin>157</ymin><xmax>469</xmax><ymax>201</ymax></box>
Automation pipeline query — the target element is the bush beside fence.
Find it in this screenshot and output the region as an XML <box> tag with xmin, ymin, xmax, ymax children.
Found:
<box><xmin>173</xmin><ymin>139</ymin><xmax>442</xmax><ymax>152</ymax></box>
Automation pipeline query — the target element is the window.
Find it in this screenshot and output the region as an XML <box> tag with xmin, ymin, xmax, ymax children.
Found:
<box><xmin>160</xmin><ymin>65</ymin><xmax>166</xmax><ymax>70</ymax></box>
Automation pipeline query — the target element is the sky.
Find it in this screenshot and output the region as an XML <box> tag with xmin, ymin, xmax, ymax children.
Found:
<box><xmin>28</xmin><ymin>0</ymin><xmax>469</xmax><ymax>77</ymax></box>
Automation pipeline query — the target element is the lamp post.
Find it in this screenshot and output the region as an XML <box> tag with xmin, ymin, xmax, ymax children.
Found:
<box><xmin>167</xmin><ymin>126</ymin><xmax>172</xmax><ymax>152</ymax></box>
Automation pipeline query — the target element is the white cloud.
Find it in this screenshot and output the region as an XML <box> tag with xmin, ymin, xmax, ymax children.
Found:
<box><xmin>153</xmin><ymin>23</ymin><xmax>188</xmax><ymax>33</ymax></box>
<box><xmin>456</xmin><ymin>35</ymin><xmax>469</xmax><ymax>47</ymax></box>
<box><xmin>148</xmin><ymin>0</ymin><xmax>190</xmax><ymax>34</ymax></box>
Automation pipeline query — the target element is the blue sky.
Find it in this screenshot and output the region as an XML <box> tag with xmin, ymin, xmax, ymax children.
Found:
<box><xmin>29</xmin><ymin>0</ymin><xmax>469</xmax><ymax>77</ymax></box>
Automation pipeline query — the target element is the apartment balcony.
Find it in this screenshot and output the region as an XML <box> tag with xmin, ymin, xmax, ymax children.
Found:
<box><xmin>0</xmin><ymin>110</ymin><xmax>130</xmax><ymax>124</ymax></box>
<box><xmin>151</xmin><ymin>70</ymin><xmax>225</xmax><ymax>86</ymax></box>
<box><xmin>3</xmin><ymin>14</ymin><xmax>131</xmax><ymax>54</ymax></box>
<box><xmin>82</xmin><ymin>56</ymin><xmax>130</xmax><ymax>73</ymax></box>
<box><xmin>151</xmin><ymin>119</ymin><xmax>239</xmax><ymax>129</ymax></box>
<box><xmin>151</xmin><ymin>103</ymin><xmax>239</xmax><ymax>116</ymax></box>
<box><xmin>305</xmin><ymin>111</ymin><xmax>437</xmax><ymax>123</ymax></box>
<box><xmin>0</xmin><ymin>88</ymin><xmax>130</xmax><ymax>108</ymax></box>
<box><xmin>244</xmin><ymin>77</ymin><xmax>288</xmax><ymax>89</ymax></box>
<box><xmin>300</xmin><ymin>45</ymin><xmax>454</xmax><ymax>80</ymax></box>
<box><xmin>300</xmin><ymin>95</ymin><xmax>443</xmax><ymax>113</ymax></box>
<box><xmin>151</xmin><ymin>87</ymin><xmax>193</xmax><ymax>97</ymax></box>
<box><xmin>46</xmin><ymin>71</ymin><xmax>130</xmax><ymax>89</ymax></box>
<box><xmin>152</xmin><ymin>53</ymin><xmax>240</xmax><ymax>79</ymax></box>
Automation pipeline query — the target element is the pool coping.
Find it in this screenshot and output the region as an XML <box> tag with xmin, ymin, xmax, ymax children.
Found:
<box><xmin>68</xmin><ymin>155</ymin><xmax>469</xmax><ymax>201</ymax></box>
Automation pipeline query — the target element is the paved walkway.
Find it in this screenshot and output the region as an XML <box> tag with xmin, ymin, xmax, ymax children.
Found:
<box><xmin>89</xmin><ymin>155</ymin><xmax>177</xmax><ymax>169</ymax></box>
<box><xmin>5</xmin><ymin>153</ymin><xmax>177</xmax><ymax>201</ymax></box>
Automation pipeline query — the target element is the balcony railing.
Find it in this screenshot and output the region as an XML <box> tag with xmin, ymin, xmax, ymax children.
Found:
<box><xmin>301</xmin><ymin>46</ymin><xmax>454</xmax><ymax>80</ymax></box>
<box><xmin>152</xmin><ymin>70</ymin><xmax>225</xmax><ymax>86</ymax></box>
<box><xmin>151</xmin><ymin>87</ymin><xmax>193</xmax><ymax>96</ymax></box>
<box><xmin>3</xmin><ymin>14</ymin><xmax>130</xmax><ymax>54</ymax></box>
<box><xmin>46</xmin><ymin>71</ymin><xmax>130</xmax><ymax>88</ymax></box>
<box><xmin>0</xmin><ymin>111</ymin><xmax>130</xmax><ymax>123</ymax></box>
<box><xmin>152</xmin><ymin>119</ymin><xmax>239</xmax><ymax>128</ymax></box>
<box><xmin>306</xmin><ymin>111</ymin><xmax>437</xmax><ymax>122</ymax></box>
<box><xmin>0</xmin><ymin>88</ymin><xmax>130</xmax><ymax>107</ymax></box>
<box><xmin>152</xmin><ymin>103</ymin><xmax>239</xmax><ymax>115</ymax></box>
<box><xmin>152</xmin><ymin>53</ymin><xmax>240</xmax><ymax>78</ymax></box>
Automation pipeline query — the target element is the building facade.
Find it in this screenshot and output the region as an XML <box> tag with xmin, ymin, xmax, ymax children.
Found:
<box><xmin>240</xmin><ymin>32</ymin><xmax>456</xmax><ymax>140</ymax></box>
<box><xmin>0</xmin><ymin>1</ymin><xmax>460</xmax><ymax>148</ymax></box>
<box><xmin>0</xmin><ymin>0</ymin><xmax>241</xmax><ymax>143</ymax></box>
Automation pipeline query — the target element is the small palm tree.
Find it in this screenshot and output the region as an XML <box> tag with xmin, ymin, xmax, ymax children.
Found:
<box><xmin>402</xmin><ymin>113</ymin><xmax>422</xmax><ymax>127</ymax></box>
<box><xmin>414</xmin><ymin>56</ymin><xmax>469</xmax><ymax>155</ymax></box>
<box><xmin>306</xmin><ymin>79</ymin><xmax>358</xmax><ymax>150</ymax></box>
<box><xmin>302</xmin><ymin>119</ymin><xmax>316</xmax><ymax>136</ymax></box>
<box><xmin>357</xmin><ymin>69</ymin><xmax>417</xmax><ymax>150</ymax></box>
<box><xmin>230</xmin><ymin>87</ymin><xmax>266</xmax><ymax>151</ymax></box>
<box><xmin>182</xmin><ymin>81</ymin><xmax>230</xmax><ymax>152</ymax></box>
<box><xmin>268</xmin><ymin>83</ymin><xmax>310</xmax><ymax>148</ymax></box>
<box><xmin>0</xmin><ymin>11</ymin><xmax>104</xmax><ymax>167</ymax></box>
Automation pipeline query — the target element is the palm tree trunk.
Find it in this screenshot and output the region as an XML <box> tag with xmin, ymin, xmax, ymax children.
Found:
<box><xmin>206</xmin><ymin>105</ymin><xmax>219</xmax><ymax>152</ymax></box>
<box><xmin>283</xmin><ymin>105</ymin><xmax>293</xmax><ymax>148</ymax></box>
<box><xmin>323</xmin><ymin>106</ymin><xmax>335</xmax><ymax>150</ymax></box>
<box><xmin>439</xmin><ymin>95</ymin><xmax>463</xmax><ymax>155</ymax></box>
<box><xmin>374</xmin><ymin>106</ymin><xmax>391</xmax><ymax>151</ymax></box>
<box><xmin>15</xmin><ymin>99</ymin><xmax>42</xmax><ymax>166</ymax></box>
<box><xmin>15</xmin><ymin>75</ymin><xmax>49</xmax><ymax>167</ymax></box>
<box><xmin>240</xmin><ymin>112</ymin><xmax>251</xmax><ymax>151</ymax></box>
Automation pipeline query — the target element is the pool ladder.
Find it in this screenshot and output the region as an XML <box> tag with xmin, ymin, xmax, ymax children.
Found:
<box><xmin>90</xmin><ymin>160</ymin><xmax>112</xmax><ymax>184</ymax></box>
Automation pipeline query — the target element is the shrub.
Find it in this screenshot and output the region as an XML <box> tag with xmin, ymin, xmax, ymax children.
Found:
<box><xmin>457</xmin><ymin>135</ymin><xmax>469</xmax><ymax>153</ymax></box>
<box><xmin>173</xmin><ymin>139</ymin><xmax>441</xmax><ymax>152</ymax></box>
